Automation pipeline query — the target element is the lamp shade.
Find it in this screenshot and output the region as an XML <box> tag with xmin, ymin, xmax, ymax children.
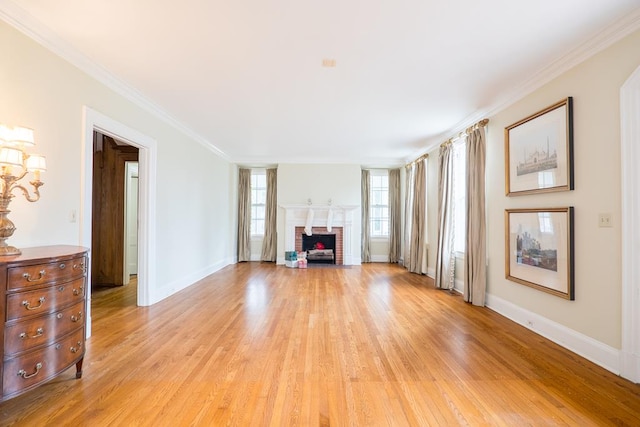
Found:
<box><xmin>10</xmin><ymin>126</ymin><xmax>35</xmax><ymax>147</ymax></box>
<box><xmin>25</xmin><ymin>155</ymin><xmax>46</xmax><ymax>172</ymax></box>
<box><xmin>0</xmin><ymin>147</ymin><xmax>24</xmax><ymax>168</ymax></box>
<box><xmin>0</xmin><ymin>125</ymin><xmax>12</xmax><ymax>145</ymax></box>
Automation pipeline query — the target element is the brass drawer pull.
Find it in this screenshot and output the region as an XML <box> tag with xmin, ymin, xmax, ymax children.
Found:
<box><xmin>22</xmin><ymin>297</ymin><xmax>45</xmax><ymax>310</ymax></box>
<box><xmin>19</xmin><ymin>327</ymin><xmax>44</xmax><ymax>339</ymax></box>
<box><xmin>73</xmin><ymin>286</ymin><xmax>84</xmax><ymax>296</ymax></box>
<box><xmin>70</xmin><ymin>341</ymin><xmax>82</xmax><ymax>353</ymax></box>
<box><xmin>23</xmin><ymin>270</ymin><xmax>45</xmax><ymax>282</ymax></box>
<box><xmin>73</xmin><ymin>261</ymin><xmax>86</xmax><ymax>272</ymax></box>
<box><xmin>71</xmin><ymin>312</ymin><xmax>83</xmax><ymax>322</ymax></box>
<box><xmin>18</xmin><ymin>362</ymin><xmax>43</xmax><ymax>379</ymax></box>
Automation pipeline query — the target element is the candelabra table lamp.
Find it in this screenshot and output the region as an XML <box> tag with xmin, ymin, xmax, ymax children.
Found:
<box><xmin>0</xmin><ymin>125</ymin><xmax>46</xmax><ymax>256</ymax></box>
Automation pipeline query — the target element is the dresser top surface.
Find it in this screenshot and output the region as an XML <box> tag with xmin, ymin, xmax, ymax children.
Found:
<box><xmin>0</xmin><ymin>246</ymin><xmax>89</xmax><ymax>266</ymax></box>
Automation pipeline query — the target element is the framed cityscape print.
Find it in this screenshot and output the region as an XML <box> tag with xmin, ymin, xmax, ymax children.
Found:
<box><xmin>505</xmin><ymin>97</ymin><xmax>574</xmax><ymax>196</ymax></box>
<box><xmin>505</xmin><ymin>207</ymin><xmax>574</xmax><ymax>300</ymax></box>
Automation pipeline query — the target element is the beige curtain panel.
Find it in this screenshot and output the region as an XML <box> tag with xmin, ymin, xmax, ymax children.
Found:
<box><xmin>464</xmin><ymin>127</ymin><xmax>487</xmax><ymax>306</ymax></box>
<box><xmin>237</xmin><ymin>168</ymin><xmax>251</xmax><ymax>262</ymax></box>
<box><xmin>435</xmin><ymin>144</ymin><xmax>455</xmax><ymax>289</ymax></box>
<box><xmin>388</xmin><ymin>168</ymin><xmax>402</xmax><ymax>263</ymax></box>
<box><xmin>361</xmin><ymin>169</ymin><xmax>371</xmax><ymax>263</ymax></box>
<box><xmin>406</xmin><ymin>159</ymin><xmax>426</xmax><ymax>274</ymax></box>
<box><xmin>260</xmin><ymin>168</ymin><xmax>277</xmax><ymax>262</ymax></box>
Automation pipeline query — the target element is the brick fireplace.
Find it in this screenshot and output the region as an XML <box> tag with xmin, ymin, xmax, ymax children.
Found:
<box><xmin>280</xmin><ymin>204</ymin><xmax>359</xmax><ymax>266</ymax></box>
<box><xmin>295</xmin><ymin>226</ymin><xmax>343</xmax><ymax>265</ymax></box>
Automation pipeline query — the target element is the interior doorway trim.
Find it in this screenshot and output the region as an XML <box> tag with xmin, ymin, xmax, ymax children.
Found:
<box><xmin>621</xmin><ymin>64</ymin><xmax>640</xmax><ymax>383</ymax></box>
<box><xmin>82</xmin><ymin>107</ymin><xmax>157</xmax><ymax>317</ymax></box>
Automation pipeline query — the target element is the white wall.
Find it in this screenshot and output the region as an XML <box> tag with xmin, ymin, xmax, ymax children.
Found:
<box><xmin>0</xmin><ymin>20</ymin><xmax>234</xmax><ymax>304</ymax></box>
<box><xmin>426</xmin><ymin>27</ymin><xmax>640</xmax><ymax>371</ymax></box>
<box><xmin>485</xmin><ymin>28</ymin><xmax>640</xmax><ymax>350</ymax></box>
<box><xmin>277</xmin><ymin>164</ymin><xmax>361</xmax><ymax>262</ymax></box>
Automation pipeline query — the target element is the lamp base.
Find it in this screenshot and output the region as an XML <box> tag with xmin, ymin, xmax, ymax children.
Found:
<box><xmin>0</xmin><ymin>245</ymin><xmax>21</xmax><ymax>256</ymax></box>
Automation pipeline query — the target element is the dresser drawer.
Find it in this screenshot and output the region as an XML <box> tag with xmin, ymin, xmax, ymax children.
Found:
<box><xmin>6</xmin><ymin>277</ymin><xmax>85</xmax><ymax>322</ymax></box>
<box><xmin>2</xmin><ymin>328</ymin><xmax>84</xmax><ymax>397</ymax></box>
<box><xmin>7</xmin><ymin>256</ymin><xmax>86</xmax><ymax>290</ymax></box>
<box><xmin>4</xmin><ymin>300</ymin><xmax>85</xmax><ymax>356</ymax></box>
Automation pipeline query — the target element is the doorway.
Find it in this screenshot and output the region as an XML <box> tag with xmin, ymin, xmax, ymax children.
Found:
<box><xmin>91</xmin><ymin>132</ymin><xmax>138</xmax><ymax>288</ymax></box>
<box><xmin>82</xmin><ymin>107</ymin><xmax>158</xmax><ymax>337</ymax></box>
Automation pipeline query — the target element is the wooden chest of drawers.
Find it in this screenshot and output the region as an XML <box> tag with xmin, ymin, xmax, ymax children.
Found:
<box><xmin>0</xmin><ymin>245</ymin><xmax>88</xmax><ymax>402</ymax></box>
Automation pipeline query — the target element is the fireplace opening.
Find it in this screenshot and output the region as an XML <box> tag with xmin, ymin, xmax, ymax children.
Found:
<box><xmin>302</xmin><ymin>234</ymin><xmax>336</xmax><ymax>264</ymax></box>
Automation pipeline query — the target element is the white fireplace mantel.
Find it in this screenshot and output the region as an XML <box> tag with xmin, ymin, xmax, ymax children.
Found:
<box><xmin>279</xmin><ymin>204</ymin><xmax>360</xmax><ymax>265</ymax></box>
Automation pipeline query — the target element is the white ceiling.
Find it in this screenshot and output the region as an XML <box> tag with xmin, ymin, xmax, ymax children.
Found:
<box><xmin>2</xmin><ymin>0</ymin><xmax>640</xmax><ymax>166</ymax></box>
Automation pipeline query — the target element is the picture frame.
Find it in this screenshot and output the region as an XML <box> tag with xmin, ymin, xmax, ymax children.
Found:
<box><xmin>505</xmin><ymin>97</ymin><xmax>573</xmax><ymax>196</ymax></box>
<box><xmin>505</xmin><ymin>207</ymin><xmax>574</xmax><ymax>300</ymax></box>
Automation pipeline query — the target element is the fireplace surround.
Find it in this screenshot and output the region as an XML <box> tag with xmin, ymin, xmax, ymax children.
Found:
<box><xmin>280</xmin><ymin>204</ymin><xmax>359</xmax><ymax>266</ymax></box>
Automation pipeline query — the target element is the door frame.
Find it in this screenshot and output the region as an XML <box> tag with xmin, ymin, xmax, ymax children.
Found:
<box><xmin>82</xmin><ymin>107</ymin><xmax>157</xmax><ymax>335</ymax></box>
<box><xmin>621</xmin><ymin>65</ymin><xmax>640</xmax><ymax>383</ymax></box>
<box><xmin>124</xmin><ymin>161</ymin><xmax>139</xmax><ymax>284</ymax></box>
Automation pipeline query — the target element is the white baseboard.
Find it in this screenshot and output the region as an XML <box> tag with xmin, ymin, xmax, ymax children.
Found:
<box><xmin>486</xmin><ymin>293</ymin><xmax>620</xmax><ymax>375</ymax></box>
<box><xmin>150</xmin><ymin>258</ymin><xmax>230</xmax><ymax>305</ymax></box>
<box><xmin>370</xmin><ymin>255</ymin><xmax>389</xmax><ymax>263</ymax></box>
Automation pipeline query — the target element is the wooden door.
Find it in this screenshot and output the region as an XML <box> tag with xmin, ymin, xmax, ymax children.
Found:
<box><xmin>92</xmin><ymin>133</ymin><xmax>139</xmax><ymax>286</ymax></box>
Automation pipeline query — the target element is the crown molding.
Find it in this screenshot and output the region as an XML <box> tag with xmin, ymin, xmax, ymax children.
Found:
<box><xmin>407</xmin><ymin>7</ymin><xmax>640</xmax><ymax>162</ymax></box>
<box><xmin>232</xmin><ymin>154</ymin><xmax>405</xmax><ymax>168</ymax></box>
<box><xmin>0</xmin><ymin>0</ymin><xmax>229</xmax><ymax>161</ymax></box>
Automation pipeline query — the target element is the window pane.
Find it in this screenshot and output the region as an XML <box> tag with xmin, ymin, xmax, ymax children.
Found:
<box><xmin>371</xmin><ymin>191</ymin><xmax>379</xmax><ymax>206</ymax></box>
<box><xmin>381</xmin><ymin>220</ymin><xmax>389</xmax><ymax>236</ymax></box>
<box><xmin>250</xmin><ymin>170</ymin><xmax>268</xmax><ymax>236</ymax></box>
<box><xmin>255</xmin><ymin>219</ymin><xmax>265</xmax><ymax>235</ymax></box>
<box><xmin>369</xmin><ymin>170</ymin><xmax>390</xmax><ymax>237</ymax></box>
<box><xmin>452</xmin><ymin>141</ymin><xmax>466</xmax><ymax>252</ymax></box>
<box><xmin>257</xmin><ymin>189</ymin><xmax>266</xmax><ymax>204</ymax></box>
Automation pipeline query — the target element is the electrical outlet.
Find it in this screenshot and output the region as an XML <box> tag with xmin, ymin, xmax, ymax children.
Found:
<box><xmin>598</xmin><ymin>213</ymin><xmax>612</xmax><ymax>228</ymax></box>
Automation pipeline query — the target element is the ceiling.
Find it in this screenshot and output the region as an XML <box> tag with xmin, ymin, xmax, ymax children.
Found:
<box><xmin>2</xmin><ymin>0</ymin><xmax>640</xmax><ymax>166</ymax></box>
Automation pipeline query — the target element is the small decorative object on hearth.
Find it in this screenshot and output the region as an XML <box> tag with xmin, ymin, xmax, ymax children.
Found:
<box><xmin>0</xmin><ymin>124</ymin><xmax>46</xmax><ymax>256</ymax></box>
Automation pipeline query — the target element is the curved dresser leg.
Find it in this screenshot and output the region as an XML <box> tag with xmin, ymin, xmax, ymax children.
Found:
<box><xmin>75</xmin><ymin>357</ymin><xmax>84</xmax><ymax>379</ymax></box>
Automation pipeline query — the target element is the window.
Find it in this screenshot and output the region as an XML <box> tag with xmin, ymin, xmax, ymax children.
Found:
<box><xmin>370</xmin><ymin>171</ymin><xmax>389</xmax><ymax>237</ymax></box>
<box><xmin>250</xmin><ymin>170</ymin><xmax>266</xmax><ymax>236</ymax></box>
<box><xmin>452</xmin><ymin>140</ymin><xmax>466</xmax><ymax>253</ymax></box>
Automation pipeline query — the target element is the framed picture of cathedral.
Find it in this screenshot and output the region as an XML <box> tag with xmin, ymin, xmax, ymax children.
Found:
<box><xmin>505</xmin><ymin>207</ymin><xmax>574</xmax><ymax>300</ymax></box>
<box><xmin>505</xmin><ymin>97</ymin><xmax>573</xmax><ymax>196</ymax></box>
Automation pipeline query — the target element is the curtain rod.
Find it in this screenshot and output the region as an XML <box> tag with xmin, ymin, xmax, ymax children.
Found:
<box><xmin>440</xmin><ymin>118</ymin><xmax>489</xmax><ymax>148</ymax></box>
<box><xmin>406</xmin><ymin>118</ymin><xmax>489</xmax><ymax>167</ymax></box>
<box><xmin>406</xmin><ymin>152</ymin><xmax>429</xmax><ymax>168</ymax></box>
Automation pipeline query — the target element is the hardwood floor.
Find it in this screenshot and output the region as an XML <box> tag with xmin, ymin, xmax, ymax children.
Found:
<box><xmin>1</xmin><ymin>263</ymin><xmax>639</xmax><ymax>426</ymax></box>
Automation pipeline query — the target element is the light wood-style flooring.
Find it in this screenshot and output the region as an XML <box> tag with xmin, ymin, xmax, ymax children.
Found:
<box><xmin>1</xmin><ymin>263</ymin><xmax>639</xmax><ymax>426</ymax></box>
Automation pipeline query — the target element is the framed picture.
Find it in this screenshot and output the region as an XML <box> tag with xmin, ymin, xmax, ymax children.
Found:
<box><xmin>505</xmin><ymin>207</ymin><xmax>574</xmax><ymax>300</ymax></box>
<box><xmin>505</xmin><ymin>97</ymin><xmax>573</xmax><ymax>196</ymax></box>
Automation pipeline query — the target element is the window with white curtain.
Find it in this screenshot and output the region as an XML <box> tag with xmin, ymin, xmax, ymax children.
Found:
<box><xmin>250</xmin><ymin>170</ymin><xmax>266</xmax><ymax>236</ymax></box>
<box><xmin>370</xmin><ymin>170</ymin><xmax>389</xmax><ymax>238</ymax></box>
<box><xmin>452</xmin><ymin>139</ymin><xmax>466</xmax><ymax>253</ymax></box>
